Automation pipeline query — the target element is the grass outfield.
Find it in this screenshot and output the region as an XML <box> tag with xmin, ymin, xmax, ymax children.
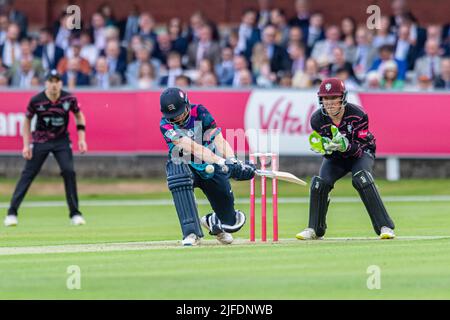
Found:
<box><xmin>0</xmin><ymin>178</ymin><xmax>450</xmax><ymax>299</ymax></box>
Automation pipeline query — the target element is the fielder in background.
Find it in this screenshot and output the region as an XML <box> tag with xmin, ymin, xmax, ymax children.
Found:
<box><xmin>160</xmin><ymin>87</ymin><xmax>256</xmax><ymax>246</ymax></box>
<box><xmin>4</xmin><ymin>70</ymin><xmax>87</xmax><ymax>227</ymax></box>
<box><xmin>297</xmin><ymin>78</ymin><xmax>396</xmax><ymax>240</ymax></box>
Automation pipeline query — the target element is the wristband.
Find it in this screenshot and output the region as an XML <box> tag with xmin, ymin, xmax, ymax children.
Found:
<box><xmin>77</xmin><ymin>124</ymin><xmax>86</xmax><ymax>131</ymax></box>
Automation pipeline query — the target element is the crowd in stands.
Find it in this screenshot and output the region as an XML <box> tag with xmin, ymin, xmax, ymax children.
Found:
<box><xmin>0</xmin><ymin>0</ymin><xmax>449</xmax><ymax>91</ymax></box>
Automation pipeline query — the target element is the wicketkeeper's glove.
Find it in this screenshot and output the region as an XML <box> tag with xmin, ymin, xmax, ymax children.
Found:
<box><xmin>309</xmin><ymin>131</ymin><xmax>332</xmax><ymax>155</ymax></box>
<box><xmin>328</xmin><ymin>125</ymin><xmax>349</xmax><ymax>153</ymax></box>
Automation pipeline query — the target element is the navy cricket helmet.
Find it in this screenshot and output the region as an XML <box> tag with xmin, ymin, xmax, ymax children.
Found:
<box><xmin>160</xmin><ymin>87</ymin><xmax>190</xmax><ymax>120</ymax></box>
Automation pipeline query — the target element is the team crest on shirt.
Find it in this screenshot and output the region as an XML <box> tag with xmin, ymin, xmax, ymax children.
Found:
<box><xmin>62</xmin><ymin>101</ymin><xmax>71</xmax><ymax>111</ymax></box>
<box><xmin>325</xmin><ymin>83</ymin><xmax>332</xmax><ymax>91</ymax></box>
<box><xmin>347</xmin><ymin>124</ymin><xmax>352</xmax><ymax>133</ymax></box>
<box><xmin>37</xmin><ymin>105</ymin><xmax>46</xmax><ymax>111</ymax></box>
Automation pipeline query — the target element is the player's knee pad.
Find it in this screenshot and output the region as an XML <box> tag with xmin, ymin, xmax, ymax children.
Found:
<box><xmin>309</xmin><ymin>176</ymin><xmax>332</xmax><ymax>237</ymax></box>
<box><xmin>352</xmin><ymin>170</ymin><xmax>395</xmax><ymax>235</ymax></box>
<box><xmin>166</xmin><ymin>161</ymin><xmax>203</xmax><ymax>238</ymax></box>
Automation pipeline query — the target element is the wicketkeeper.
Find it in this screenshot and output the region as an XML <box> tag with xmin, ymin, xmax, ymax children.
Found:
<box><xmin>159</xmin><ymin>87</ymin><xmax>256</xmax><ymax>246</ymax></box>
<box><xmin>297</xmin><ymin>78</ymin><xmax>396</xmax><ymax>240</ymax></box>
<box><xmin>4</xmin><ymin>70</ymin><xmax>87</xmax><ymax>227</ymax></box>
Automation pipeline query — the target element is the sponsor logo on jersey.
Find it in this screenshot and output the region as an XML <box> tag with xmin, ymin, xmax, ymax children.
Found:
<box><xmin>358</xmin><ymin>130</ymin><xmax>368</xmax><ymax>139</ymax></box>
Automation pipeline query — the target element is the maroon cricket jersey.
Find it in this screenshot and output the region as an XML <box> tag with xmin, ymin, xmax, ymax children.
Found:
<box><xmin>310</xmin><ymin>103</ymin><xmax>376</xmax><ymax>159</ymax></box>
<box><xmin>25</xmin><ymin>90</ymin><xmax>80</xmax><ymax>143</ymax></box>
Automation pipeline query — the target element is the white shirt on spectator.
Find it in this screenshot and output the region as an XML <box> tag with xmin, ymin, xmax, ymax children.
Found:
<box><xmin>2</xmin><ymin>40</ymin><xmax>21</xmax><ymax>67</ymax></box>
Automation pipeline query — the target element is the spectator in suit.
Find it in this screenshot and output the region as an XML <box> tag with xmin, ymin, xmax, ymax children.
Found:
<box><xmin>123</xmin><ymin>4</ymin><xmax>140</xmax><ymax>44</ymax></box>
<box><xmin>91</xmin><ymin>12</ymin><xmax>107</xmax><ymax>51</ymax></box>
<box><xmin>394</xmin><ymin>23</ymin><xmax>417</xmax><ymax>70</ymax></box>
<box><xmin>232</xmin><ymin>54</ymin><xmax>250</xmax><ymax>87</ymax></box>
<box><xmin>1</xmin><ymin>0</ymin><xmax>27</xmax><ymax>38</ymax></box>
<box><xmin>389</xmin><ymin>0</ymin><xmax>417</xmax><ymax>34</ymax></box>
<box><xmin>304</xmin><ymin>12</ymin><xmax>325</xmax><ymax>56</ymax></box>
<box><xmin>186</xmin><ymin>11</ymin><xmax>206</xmax><ymax>44</ymax></box>
<box><xmin>261</xmin><ymin>24</ymin><xmax>290</xmax><ymax>74</ymax></box>
<box><xmin>98</xmin><ymin>2</ymin><xmax>118</xmax><ymax>27</ymax></box>
<box><xmin>138</xmin><ymin>12</ymin><xmax>157</xmax><ymax>46</ymax></box>
<box><xmin>235</xmin><ymin>9</ymin><xmax>260</xmax><ymax>59</ymax></box>
<box><xmin>153</xmin><ymin>31</ymin><xmax>172</xmax><ymax>66</ymax></box>
<box><xmin>256</xmin><ymin>0</ymin><xmax>272</xmax><ymax>31</ymax></box>
<box><xmin>10</xmin><ymin>60</ymin><xmax>39</xmax><ymax>88</ymax></box>
<box><xmin>311</xmin><ymin>25</ymin><xmax>344</xmax><ymax>69</ymax></box>
<box><xmin>57</xmin><ymin>39</ymin><xmax>91</xmax><ymax>75</ymax></box>
<box><xmin>159</xmin><ymin>51</ymin><xmax>183</xmax><ymax>87</ymax></box>
<box><xmin>288</xmin><ymin>0</ymin><xmax>310</xmax><ymax>33</ymax></box>
<box><xmin>186</xmin><ymin>24</ymin><xmax>221</xmax><ymax>69</ymax></box>
<box><xmin>425</xmin><ymin>25</ymin><xmax>448</xmax><ymax>57</ymax></box>
<box><xmin>215</xmin><ymin>46</ymin><xmax>235</xmax><ymax>86</ymax></box>
<box><xmin>352</xmin><ymin>27</ymin><xmax>378</xmax><ymax>80</ymax></box>
<box><xmin>33</xmin><ymin>27</ymin><xmax>64</xmax><ymax>71</ymax></box>
<box><xmin>328</xmin><ymin>47</ymin><xmax>357</xmax><ymax>82</ymax></box>
<box><xmin>434</xmin><ymin>58</ymin><xmax>450</xmax><ymax>89</ymax></box>
<box><xmin>414</xmin><ymin>39</ymin><xmax>443</xmax><ymax>82</ymax></box>
<box><xmin>370</xmin><ymin>44</ymin><xmax>407</xmax><ymax>80</ymax></box>
<box><xmin>104</xmin><ymin>39</ymin><xmax>127</xmax><ymax>82</ymax></box>
<box><xmin>91</xmin><ymin>56</ymin><xmax>122</xmax><ymax>89</ymax></box>
<box><xmin>126</xmin><ymin>44</ymin><xmax>160</xmax><ymax>87</ymax></box>
<box><xmin>55</xmin><ymin>13</ymin><xmax>73</xmax><ymax>51</ymax></box>
<box><xmin>399</xmin><ymin>14</ymin><xmax>427</xmax><ymax>58</ymax></box>
<box><xmin>0</xmin><ymin>14</ymin><xmax>9</xmax><ymax>45</ymax></box>
<box><xmin>61</xmin><ymin>57</ymin><xmax>90</xmax><ymax>89</ymax></box>
<box><xmin>0</xmin><ymin>22</ymin><xmax>20</xmax><ymax>67</ymax></box>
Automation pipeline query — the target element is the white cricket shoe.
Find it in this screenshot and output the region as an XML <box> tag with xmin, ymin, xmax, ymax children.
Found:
<box><xmin>380</xmin><ymin>226</ymin><xmax>395</xmax><ymax>239</ymax></box>
<box><xmin>4</xmin><ymin>215</ymin><xmax>18</xmax><ymax>227</ymax></box>
<box><xmin>200</xmin><ymin>215</ymin><xmax>234</xmax><ymax>245</ymax></box>
<box><xmin>71</xmin><ymin>215</ymin><xmax>86</xmax><ymax>226</ymax></box>
<box><xmin>182</xmin><ymin>233</ymin><xmax>201</xmax><ymax>246</ymax></box>
<box><xmin>296</xmin><ymin>228</ymin><xmax>323</xmax><ymax>240</ymax></box>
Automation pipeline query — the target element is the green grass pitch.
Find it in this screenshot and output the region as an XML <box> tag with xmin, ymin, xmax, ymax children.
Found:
<box><xmin>0</xmin><ymin>178</ymin><xmax>450</xmax><ymax>299</ymax></box>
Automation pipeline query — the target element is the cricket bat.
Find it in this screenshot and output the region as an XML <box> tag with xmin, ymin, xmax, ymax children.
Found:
<box><xmin>255</xmin><ymin>170</ymin><xmax>307</xmax><ymax>186</ymax></box>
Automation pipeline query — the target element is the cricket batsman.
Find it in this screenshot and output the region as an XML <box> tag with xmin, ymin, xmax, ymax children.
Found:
<box><xmin>296</xmin><ymin>78</ymin><xmax>396</xmax><ymax>240</ymax></box>
<box><xmin>159</xmin><ymin>87</ymin><xmax>256</xmax><ymax>246</ymax></box>
<box><xmin>4</xmin><ymin>70</ymin><xmax>87</xmax><ymax>227</ymax></box>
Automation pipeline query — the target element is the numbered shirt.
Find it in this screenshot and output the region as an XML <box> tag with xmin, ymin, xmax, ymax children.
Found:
<box><xmin>160</xmin><ymin>104</ymin><xmax>221</xmax><ymax>160</ymax></box>
<box><xmin>26</xmin><ymin>90</ymin><xmax>80</xmax><ymax>143</ymax></box>
<box><xmin>310</xmin><ymin>103</ymin><xmax>376</xmax><ymax>159</ymax></box>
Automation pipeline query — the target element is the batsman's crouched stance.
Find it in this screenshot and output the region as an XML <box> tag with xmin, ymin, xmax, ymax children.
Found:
<box><xmin>160</xmin><ymin>87</ymin><xmax>255</xmax><ymax>246</ymax></box>
<box><xmin>297</xmin><ymin>78</ymin><xmax>396</xmax><ymax>240</ymax></box>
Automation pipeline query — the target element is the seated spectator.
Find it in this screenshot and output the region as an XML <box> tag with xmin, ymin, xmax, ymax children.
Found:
<box><xmin>104</xmin><ymin>39</ymin><xmax>127</xmax><ymax>82</ymax></box>
<box><xmin>251</xmin><ymin>43</ymin><xmax>269</xmax><ymax>76</ymax></box>
<box><xmin>372</xmin><ymin>16</ymin><xmax>396</xmax><ymax>49</ymax></box>
<box><xmin>304</xmin><ymin>12</ymin><xmax>325</xmax><ymax>56</ymax></box>
<box><xmin>0</xmin><ymin>23</ymin><xmax>21</xmax><ymax>68</ymax></box>
<box><xmin>34</xmin><ymin>27</ymin><xmax>65</xmax><ymax>70</ymax></box>
<box><xmin>261</xmin><ymin>24</ymin><xmax>290</xmax><ymax>74</ymax></box>
<box><xmin>379</xmin><ymin>60</ymin><xmax>404</xmax><ymax>89</ymax></box>
<box><xmin>186</xmin><ymin>11</ymin><xmax>206</xmax><ymax>43</ymax></box>
<box><xmin>270</xmin><ymin>8</ymin><xmax>289</xmax><ymax>47</ymax></box>
<box><xmin>55</xmin><ymin>13</ymin><xmax>73</xmax><ymax>51</ymax></box>
<box><xmin>311</xmin><ymin>25</ymin><xmax>344</xmax><ymax>68</ymax></box>
<box><xmin>352</xmin><ymin>27</ymin><xmax>378</xmax><ymax>80</ymax></box>
<box><xmin>235</xmin><ymin>8</ymin><xmax>260</xmax><ymax>59</ymax></box>
<box><xmin>78</xmin><ymin>31</ymin><xmax>99</xmax><ymax>66</ymax></box>
<box><xmin>341</xmin><ymin>17</ymin><xmax>356</xmax><ymax>48</ymax></box>
<box><xmin>90</xmin><ymin>56</ymin><xmax>122</xmax><ymax>88</ymax></box>
<box><xmin>0</xmin><ymin>56</ymin><xmax>9</xmax><ymax>78</ymax></box>
<box><xmin>98</xmin><ymin>2</ymin><xmax>118</xmax><ymax>27</ymax></box>
<box><xmin>288</xmin><ymin>26</ymin><xmax>304</xmax><ymax>47</ymax></box>
<box><xmin>414</xmin><ymin>39</ymin><xmax>443</xmax><ymax>82</ymax></box>
<box><xmin>126</xmin><ymin>44</ymin><xmax>160</xmax><ymax>87</ymax></box>
<box><xmin>370</xmin><ymin>44</ymin><xmax>407</xmax><ymax>80</ymax></box>
<box><xmin>153</xmin><ymin>31</ymin><xmax>172</xmax><ymax>65</ymax></box>
<box><xmin>0</xmin><ymin>74</ymin><xmax>9</xmax><ymax>86</ymax></box>
<box><xmin>231</xmin><ymin>54</ymin><xmax>250</xmax><ymax>87</ymax></box>
<box><xmin>197</xmin><ymin>72</ymin><xmax>218</xmax><ymax>87</ymax></box>
<box><xmin>292</xmin><ymin>57</ymin><xmax>322</xmax><ymax>88</ymax></box>
<box><xmin>237</xmin><ymin>69</ymin><xmax>254</xmax><ymax>87</ymax></box>
<box><xmin>288</xmin><ymin>0</ymin><xmax>311</xmax><ymax>31</ymax></box>
<box><xmin>175</xmin><ymin>74</ymin><xmax>192</xmax><ymax>87</ymax></box>
<box><xmin>137</xmin><ymin>62</ymin><xmax>157</xmax><ymax>89</ymax></box>
<box><xmin>137</xmin><ymin>13</ymin><xmax>158</xmax><ymax>46</ymax></box>
<box><xmin>364</xmin><ymin>71</ymin><xmax>382</xmax><ymax>89</ymax></box>
<box><xmin>215</xmin><ymin>46</ymin><xmax>234</xmax><ymax>86</ymax></box>
<box><xmin>2</xmin><ymin>0</ymin><xmax>28</xmax><ymax>38</ymax></box>
<box><xmin>91</xmin><ymin>12</ymin><xmax>107</xmax><ymax>51</ymax></box>
<box><xmin>425</xmin><ymin>25</ymin><xmax>447</xmax><ymax>56</ymax></box>
<box><xmin>168</xmin><ymin>17</ymin><xmax>188</xmax><ymax>56</ymax></box>
<box><xmin>257</xmin><ymin>0</ymin><xmax>272</xmax><ymax>30</ymax></box>
<box><xmin>61</xmin><ymin>57</ymin><xmax>90</xmax><ymax>89</ymax></box>
<box><xmin>10</xmin><ymin>60</ymin><xmax>39</xmax><ymax>88</ymax></box>
<box><xmin>434</xmin><ymin>58</ymin><xmax>450</xmax><ymax>89</ymax></box>
<box><xmin>416</xmin><ymin>75</ymin><xmax>433</xmax><ymax>91</ymax></box>
<box><xmin>159</xmin><ymin>51</ymin><xmax>183</xmax><ymax>87</ymax></box>
<box><xmin>393</xmin><ymin>23</ymin><xmax>417</xmax><ymax>71</ymax></box>
<box><xmin>287</xmin><ymin>41</ymin><xmax>306</xmax><ymax>75</ymax></box>
<box><xmin>123</xmin><ymin>5</ymin><xmax>140</xmax><ymax>44</ymax></box>
<box><xmin>277</xmin><ymin>71</ymin><xmax>293</xmax><ymax>87</ymax></box>
<box><xmin>10</xmin><ymin>37</ymin><xmax>44</xmax><ymax>78</ymax></box>
<box><xmin>256</xmin><ymin>62</ymin><xmax>276</xmax><ymax>87</ymax></box>
<box><xmin>328</xmin><ymin>47</ymin><xmax>357</xmax><ymax>81</ymax></box>
<box><xmin>186</xmin><ymin>24</ymin><xmax>221</xmax><ymax>69</ymax></box>
<box><xmin>336</xmin><ymin>68</ymin><xmax>359</xmax><ymax>90</ymax></box>
<box><xmin>226</xmin><ymin>29</ymin><xmax>240</xmax><ymax>54</ymax></box>
<box><xmin>58</xmin><ymin>39</ymin><xmax>91</xmax><ymax>75</ymax></box>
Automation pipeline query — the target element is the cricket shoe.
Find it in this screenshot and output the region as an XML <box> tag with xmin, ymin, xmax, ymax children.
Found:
<box><xmin>71</xmin><ymin>215</ymin><xmax>86</xmax><ymax>226</ymax></box>
<box><xmin>4</xmin><ymin>215</ymin><xmax>18</xmax><ymax>227</ymax></box>
<box><xmin>200</xmin><ymin>214</ymin><xmax>234</xmax><ymax>245</ymax></box>
<box><xmin>182</xmin><ymin>233</ymin><xmax>201</xmax><ymax>246</ymax></box>
<box><xmin>380</xmin><ymin>226</ymin><xmax>395</xmax><ymax>240</ymax></box>
<box><xmin>296</xmin><ymin>228</ymin><xmax>323</xmax><ymax>240</ymax></box>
